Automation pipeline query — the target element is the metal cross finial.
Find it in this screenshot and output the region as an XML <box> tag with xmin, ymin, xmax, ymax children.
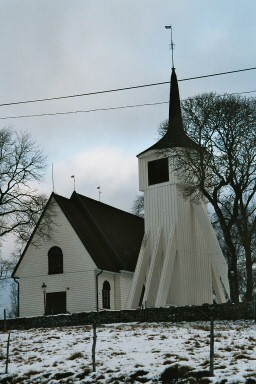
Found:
<box><xmin>165</xmin><ymin>25</ymin><xmax>175</xmax><ymax>68</ymax></box>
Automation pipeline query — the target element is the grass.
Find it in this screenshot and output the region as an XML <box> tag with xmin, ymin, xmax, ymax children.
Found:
<box><xmin>111</xmin><ymin>351</ymin><xmax>126</xmax><ymax>356</ymax></box>
<box><xmin>0</xmin><ymin>321</ymin><xmax>254</xmax><ymax>383</ymax></box>
<box><xmin>163</xmin><ymin>359</ymin><xmax>175</xmax><ymax>365</ymax></box>
<box><xmin>233</xmin><ymin>353</ymin><xmax>252</xmax><ymax>360</ymax></box>
<box><xmin>26</xmin><ymin>369</ymin><xmax>41</xmax><ymax>377</ymax></box>
<box><xmin>68</xmin><ymin>351</ymin><xmax>84</xmax><ymax>360</ymax></box>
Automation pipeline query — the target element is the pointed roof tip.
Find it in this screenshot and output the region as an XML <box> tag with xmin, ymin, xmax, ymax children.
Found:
<box><xmin>137</xmin><ymin>67</ymin><xmax>200</xmax><ymax>156</ymax></box>
<box><xmin>168</xmin><ymin>67</ymin><xmax>183</xmax><ymax>131</ymax></box>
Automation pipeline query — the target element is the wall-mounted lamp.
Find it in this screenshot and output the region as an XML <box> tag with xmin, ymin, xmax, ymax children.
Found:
<box><xmin>41</xmin><ymin>283</ymin><xmax>47</xmax><ymax>315</ymax></box>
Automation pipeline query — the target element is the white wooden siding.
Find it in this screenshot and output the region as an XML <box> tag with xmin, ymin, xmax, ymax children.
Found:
<box><xmin>16</xmin><ymin>199</ymin><xmax>98</xmax><ymax>317</ymax></box>
<box><xmin>114</xmin><ymin>274</ymin><xmax>121</xmax><ymax>310</ymax></box>
<box><xmin>128</xmin><ymin>150</ymin><xmax>229</xmax><ymax>308</ymax></box>
<box><xmin>119</xmin><ymin>272</ymin><xmax>133</xmax><ymax>308</ymax></box>
<box><xmin>144</xmin><ymin>184</ymin><xmax>214</xmax><ymax>305</ymax></box>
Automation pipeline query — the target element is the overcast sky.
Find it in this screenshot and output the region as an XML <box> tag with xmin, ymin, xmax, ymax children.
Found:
<box><xmin>0</xmin><ymin>1</ymin><xmax>255</xmax><ymax>256</ymax></box>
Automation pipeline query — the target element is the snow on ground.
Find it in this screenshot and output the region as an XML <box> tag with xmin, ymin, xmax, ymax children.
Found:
<box><xmin>0</xmin><ymin>320</ymin><xmax>255</xmax><ymax>383</ymax></box>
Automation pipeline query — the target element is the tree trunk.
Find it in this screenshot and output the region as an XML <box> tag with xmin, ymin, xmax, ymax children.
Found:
<box><xmin>244</xmin><ymin>244</ymin><xmax>253</xmax><ymax>302</ymax></box>
<box><xmin>223</xmin><ymin>233</ymin><xmax>240</xmax><ymax>303</ymax></box>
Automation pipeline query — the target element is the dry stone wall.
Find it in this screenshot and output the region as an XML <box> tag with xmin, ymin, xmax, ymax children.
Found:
<box><xmin>0</xmin><ymin>302</ymin><xmax>254</xmax><ymax>331</ymax></box>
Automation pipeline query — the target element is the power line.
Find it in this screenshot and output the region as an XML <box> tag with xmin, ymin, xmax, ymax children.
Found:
<box><xmin>179</xmin><ymin>67</ymin><xmax>256</xmax><ymax>82</ymax></box>
<box><xmin>0</xmin><ymin>102</ymin><xmax>168</xmax><ymax>120</ymax></box>
<box><xmin>0</xmin><ymin>66</ymin><xmax>255</xmax><ymax>108</ymax></box>
<box><xmin>0</xmin><ymin>89</ymin><xmax>255</xmax><ymax>121</ymax></box>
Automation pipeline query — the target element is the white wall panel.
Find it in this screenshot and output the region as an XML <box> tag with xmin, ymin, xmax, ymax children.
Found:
<box><xmin>16</xmin><ymin>199</ymin><xmax>98</xmax><ymax>317</ymax></box>
<box><xmin>128</xmin><ymin>149</ymin><xmax>229</xmax><ymax>308</ymax></box>
<box><xmin>119</xmin><ymin>273</ymin><xmax>133</xmax><ymax>309</ymax></box>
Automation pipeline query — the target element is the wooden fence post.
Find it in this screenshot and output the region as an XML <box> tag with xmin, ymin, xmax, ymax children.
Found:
<box><xmin>4</xmin><ymin>308</ymin><xmax>7</xmax><ymax>332</ymax></box>
<box><xmin>5</xmin><ymin>332</ymin><xmax>11</xmax><ymax>374</ymax></box>
<box><xmin>196</xmin><ymin>308</ymin><xmax>214</xmax><ymax>377</ymax></box>
<box><xmin>92</xmin><ymin>320</ymin><xmax>97</xmax><ymax>372</ymax></box>
<box><xmin>254</xmin><ymin>295</ymin><xmax>256</xmax><ymax>322</ymax></box>
<box><xmin>209</xmin><ymin>318</ymin><xmax>214</xmax><ymax>376</ymax></box>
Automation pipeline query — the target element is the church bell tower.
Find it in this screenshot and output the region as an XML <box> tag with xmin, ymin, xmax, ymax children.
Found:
<box><xmin>126</xmin><ymin>68</ymin><xmax>230</xmax><ymax>309</ymax></box>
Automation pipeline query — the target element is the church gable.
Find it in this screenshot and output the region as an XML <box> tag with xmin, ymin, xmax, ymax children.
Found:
<box><xmin>12</xmin><ymin>191</ymin><xmax>144</xmax><ymax>316</ymax></box>
<box><xmin>13</xmin><ymin>192</ymin><xmax>144</xmax><ymax>278</ymax></box>
<box><xmin>13</xmin><ymin>197</ymin><xmax>97</xmax><ymax>279</ymax></box>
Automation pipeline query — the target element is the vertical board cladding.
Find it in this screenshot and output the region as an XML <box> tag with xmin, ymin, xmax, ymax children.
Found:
<box><xmin>144</xmin><ymin>229</ymin><xmax>163</xmax><ymax>307</ymax></box>
<box><xmin>16</xmin><ymin>200</ymin><xmax>98</xmax><ymax>317</ymax></box>
<box><xmin>144</xmin><ymin>184</ymin><xmax>177</xmax><ymax>248</ymax></box>
<box><xmin>193</xmin><ymin>204</ymin><xmax>230</xmax><ymax>298</ymax></box>
<box><xmin>166</xmin><ymin>192</ymin><xmax>213</xmax><ymax>306</ymax></box>
<box><xmin>119</xmin><ymin>272</ymin><xmax>133</xmax><ymax>309</ymax></box>
<box><xmin>114</xmin><ymin>274</ymin><xmax>121</xmax><ymax>310</ymax></box>
<box><xmin>126</xmin><ymin>233</ymin><xmax>150</xmax><ymax>309</ymax></box>
<box><xmin>137</xmin><ymin>151</ymin><xmax>223</xmax><ymax>307</ymax></box>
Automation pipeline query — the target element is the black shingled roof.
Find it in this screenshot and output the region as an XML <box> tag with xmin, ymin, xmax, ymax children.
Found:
<box><xmin>12</xmin><ymin>192</ymin><xmax>144</xmax><ymax>277</ymax></box>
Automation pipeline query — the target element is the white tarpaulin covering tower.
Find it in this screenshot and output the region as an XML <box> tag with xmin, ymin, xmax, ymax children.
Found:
<box><xmin>126</xmin><ymin>68</ymin><xmax>230</xmax><ymax>309</ymax></box>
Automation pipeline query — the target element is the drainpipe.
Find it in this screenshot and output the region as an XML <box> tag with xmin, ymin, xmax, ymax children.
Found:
<box><xmin>96</xmin><ymin>269</ymin><xmax>103</xmax><ymax>312</ymax></box>
<box><xmin>14</xmin><ymin>278</ymin><xmax>20</xmax><ymax>318</ymax></box>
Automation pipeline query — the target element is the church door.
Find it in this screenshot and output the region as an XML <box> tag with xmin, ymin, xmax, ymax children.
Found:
<box><xmin>45</xmin><ymin>292</ymin><xmax>67</xmax><ymax>315</ymax></box>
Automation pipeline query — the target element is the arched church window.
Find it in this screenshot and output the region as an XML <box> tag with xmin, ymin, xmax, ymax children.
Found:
<box><xmin>48</xmin><ymin>246</ymin><xmax>63</xmax><ymax>275</ymax></box>
<box><xmin>148</xmin><ymin>158</ymin><xmax>169</xmax><ymax>185</ymax></box>
<box><xmin>102</xmin><ymin>281</ymin><xmax>111</xmax><ymax>309</ymax></box>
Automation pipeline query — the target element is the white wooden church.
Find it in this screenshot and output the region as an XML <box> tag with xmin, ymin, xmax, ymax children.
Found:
<box><xmin>12</xmin><ymin>67</ymin><xmax>230</xmax><ymax>317</ymax></box>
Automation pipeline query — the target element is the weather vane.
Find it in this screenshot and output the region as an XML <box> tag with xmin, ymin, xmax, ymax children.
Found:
<box><xmin>71</xmin><ymin>175</ymin><xmax>76</xmax><ymax>191</ymax></box>
<box><xmin>97</xmin><ymin>186</ymin><xmax>102</xmax><ymax>202</ymax></box>
<box><xmin>165</xmin><ymin>25</ymin><xmax>175</xmax><ymax>68</ymax></box>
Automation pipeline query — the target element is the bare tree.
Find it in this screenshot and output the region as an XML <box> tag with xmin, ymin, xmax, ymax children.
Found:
<box><xmin>0</xmin><ymin>254</ymin><xmax>15</xmax><ymax>283</ymax></box>
<box><xmin>131</xmin><ymin>194</ymin><xmax>144</xmax><ymax>218</ymax></box>
<box><xmin>160</xmin><ymin>93</ymin><xmax>256</xmax><ymax>302</ymax></box>
<box><xmin>0</xmin><ymin>127</ymin><xmax>51</xmax><ymax>245</ymax></box>
<box><xmin>8</xmin><ymin>280</ymin><xmax>19</xmax><ymax>318</ymax></box>
<box><xmin>0</xmin><ymin>248</ymin><xmax>17</xmax><ymax>317</ymax></box>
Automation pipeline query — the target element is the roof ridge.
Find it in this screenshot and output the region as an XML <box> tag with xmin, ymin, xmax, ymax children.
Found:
<box><xmin>74</xmin><ymin>192</ymin><xmax>143</xmax><ymax>220</ymax></box>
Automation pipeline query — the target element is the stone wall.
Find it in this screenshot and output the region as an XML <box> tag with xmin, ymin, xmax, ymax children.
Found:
<box><xmin>0</xmin><ymin>302</ymin><xmax>255</xmax><ymax>331</ymax></box>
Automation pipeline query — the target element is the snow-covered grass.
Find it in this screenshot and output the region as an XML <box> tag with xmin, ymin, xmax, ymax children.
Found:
<box><xmin>0</xmin><ymin>320</ymin><xmax>255</xmax><ymax>383</ymax></box>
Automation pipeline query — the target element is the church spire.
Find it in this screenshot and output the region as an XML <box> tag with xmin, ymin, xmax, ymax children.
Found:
<box><xmin>167</xmin><ymin>67</ymin><xmax>185</xmax><ymax>139</ymax></box>
<box><xmin>138</xmin><ymin>66</ymin><xmax>198</xmax><ymax>156</ymax></box>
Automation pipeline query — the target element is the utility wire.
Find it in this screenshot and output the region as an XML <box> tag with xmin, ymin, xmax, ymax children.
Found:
<box><xmin>0</xmin><ymin>102</ymin><xmax>168</xmax><ymax>120</ymax></box>
<box><xmin>0</xmin><ymin>89</ymin><xmax>255</xmax><ymax>121</ymax></box>
<box><xmin>0</xmin><ymin>66</ymin><xmax>255</xmax><ymax>108</ymax></box>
